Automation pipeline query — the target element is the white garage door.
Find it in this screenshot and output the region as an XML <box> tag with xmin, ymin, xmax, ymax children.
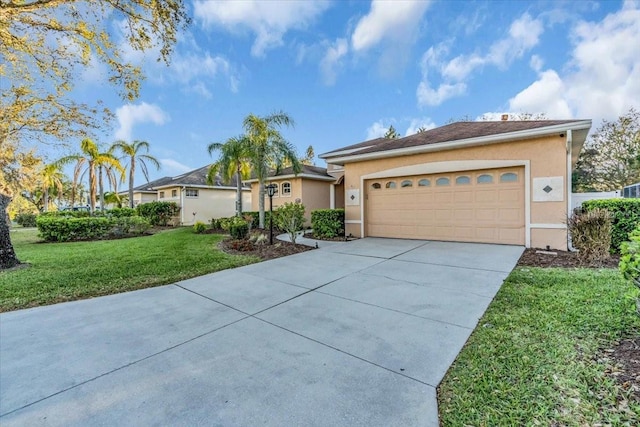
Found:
<box><xmin>365</xmin><ymin>167</ymin><xmax>525</xmax><ymax>245</ymax></box>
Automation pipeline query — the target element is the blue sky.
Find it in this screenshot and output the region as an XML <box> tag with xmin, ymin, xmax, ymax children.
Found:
<box><xmin>69</xmin><ymin>0</ymin><xmax>639</xmax><ymax>183</ymax></box>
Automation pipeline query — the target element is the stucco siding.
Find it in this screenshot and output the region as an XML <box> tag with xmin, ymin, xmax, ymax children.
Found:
<box><xmin>301</xmin><ymin>179</ymin><xmax>331</xmax><ymax>217</ymax></box>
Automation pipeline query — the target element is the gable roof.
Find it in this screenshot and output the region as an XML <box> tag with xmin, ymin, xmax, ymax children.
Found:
<box><xmin>129</xmin><ymin>164</ymin><xmax>250</xmax><ymax>193</ymax></box>
<box><xmin>131</xmin><ymin>176</ymin><xmax>174</xmax><ymax>193</ymax></box>
<box><xmin>320</xmin><ymin>120</ymin><xmax>592</xmax><ymax>165</ymax></box>
<box><xmin>244</xmin><ymin>164</ymin><xmax>336</xmax><ymax>183</ymax></box>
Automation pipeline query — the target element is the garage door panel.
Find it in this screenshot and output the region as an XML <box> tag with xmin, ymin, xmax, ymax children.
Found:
<box><xmin>365</xmin><ymin>167</ymin><xmax>525</xmax><ymax>245</ymax></box>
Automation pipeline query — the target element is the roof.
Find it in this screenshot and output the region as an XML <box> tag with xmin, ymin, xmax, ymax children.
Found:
<box><xmin>130</xmin><ymin>164</ymin><xmax>250</xmax><ymax>193</ymax></box>
<box><xmin>244</xmin><ymin>164</ymin><xmax>336</xmax><ymax>183</ymax></box>
<box><xmin>320</xmin><ymin>120</ymin><xmax>592</xmax><ymax>165</ymax></box>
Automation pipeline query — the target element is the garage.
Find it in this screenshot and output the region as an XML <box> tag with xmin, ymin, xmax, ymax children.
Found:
<box><xmin>365</xmin><ymin>167</ymin><xmax>525</xmax><ymax>245</ymax></box>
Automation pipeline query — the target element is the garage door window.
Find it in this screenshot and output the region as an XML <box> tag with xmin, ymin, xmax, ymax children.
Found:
<box><xmin>401</xmin><ymin>180</ymin><xmax>413</xmax><ymax>188</ymax></box>
<box><xmin>371</xmin><ymin>182</ymin><xmax>381</xmax><ymax>189</ymax></box>
<box><xmin>385</xmin><ymin>181</ymin><xmax>396</xmax><ymax>189</ymax></box>
<box><xmin>455</xmin><ymin>176</ymin><xmax>470</xmax><ymax>185</ymax></box>
<box><xmin>436</xmin><ymin>177</ymin><xmax>450</xmax><ymax>186</ymax></box>
<box><xmin>500</xmin><ymin>172</ymin><xmax>518</xmax><ymax>183</ymax></box>
<box><xmin>418</xmin><ymin>179</ymin><xmax>431</xmax><ymax>187</ymax></box>
<box><xmin>477</xmin><ymin>174</ymin><xmax>493</xmax><ymax>184</ymax></box>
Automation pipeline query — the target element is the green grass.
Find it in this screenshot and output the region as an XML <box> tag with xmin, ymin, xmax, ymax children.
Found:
<box><xmin>0</xmin><ymin>227</ymin><xmax>259</xmax><ymax>312</ymax></box>
<box><xmin>438</xmin><ymin>267</ymin><xmax>640</xmax><ymax>426</ymax></box>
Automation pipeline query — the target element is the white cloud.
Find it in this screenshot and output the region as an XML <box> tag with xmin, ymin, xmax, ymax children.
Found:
<box><xmin>115</xmin><ymin>102</ymin><xmax>169</xmax><ymax>141</ymax></box>
<box><xmin>160</xmin><ymin>159</ymin><xmax>192</xmax><ymax>175</ymax></box>
<box><xmin>405</xmin><ymin>118</ymin><xmax>437</xmax><ymax>136</ymax></box>
<box><xmin>529</xmin><ymin>54</ymin><xmax>544</xmax><ymax>72</ymax></box>
<box><xmin>320</xmin><ymin>38</ymin><xmax>349</xmax><ymax>85</ymax></box>
<box><xmin>503</xmin><ymin>2</ymin><xmax>640</xmax><ymax>122</ymax></box>
<box><xmin>417</xmin><ymin>13</ymin><xmax>543</xmax><ymax>107</ymax></box>
<box><xmin>351</xmin><ymin>0</ymin><xmax>431</xmax><ymax>51</ymax></box>
<box><xmin>366</xmin><ymin>120</ymin><xmax>391</xmax><ymax>140</ymax></box>
<box><xmin>194</xmin><ymin>0</ymin><xmax>331</xmax><ymax>57</ymax></box>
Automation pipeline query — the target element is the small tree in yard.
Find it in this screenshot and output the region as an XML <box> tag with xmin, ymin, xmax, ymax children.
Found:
<box><xmin>276</xmin><ymin>202</ymin><xmax>305</xmax><ymax>245</ymax></box>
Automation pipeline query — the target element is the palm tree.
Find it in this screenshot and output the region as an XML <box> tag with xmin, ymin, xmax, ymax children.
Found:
<box><xmin>208</xmin><ymin>136</ymin><xmax>252</xmax><ymax>217</ymax></box>
<box><xmin>40</xmin><ymin>163</ymin><xmax>65</xmax><ymax>212</ymax></box>
<box><xmin>111</xmin><ymin>140</ymin><xmax>160</xmax><ymax>209</ymax></box>
<box><xmin>384</xmin><ymin>125</ymin><xmax>400</xmax><ymax>139</ymax></box>
<box><xmin>58</xmin><ymin>138</ymin><xmax>123</xmax><ymax>214</ymax></box>
<box><xmin>243</xmin><ymin>111</ymin><xmax>301</xmax><ymax>228</ymax></box>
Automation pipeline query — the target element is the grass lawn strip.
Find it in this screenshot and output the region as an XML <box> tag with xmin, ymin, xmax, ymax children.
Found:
<box><xmin>0</xmin><ymin>228</ymin><xmax>259</xmax><ymax>312</ymax></box>
<box><xmin>438</xmin><ymin>267</ymin><xmax>640</xmax><ymax>426</ymax></box>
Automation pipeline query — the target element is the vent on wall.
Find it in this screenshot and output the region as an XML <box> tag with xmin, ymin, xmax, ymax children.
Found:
<box><xmin>501</xmin><ymin>114</ymin><xmax>509</xmax><ymax>121</ymax></box>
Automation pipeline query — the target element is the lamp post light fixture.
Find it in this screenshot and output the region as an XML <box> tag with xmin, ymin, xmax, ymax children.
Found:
<box><xmin>266</xmin><ymin>184</ymin><xmax>278</xmax><ymax>244</ymax></box>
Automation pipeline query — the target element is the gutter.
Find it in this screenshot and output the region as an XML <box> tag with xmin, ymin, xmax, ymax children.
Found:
<box><xmin>181</xmin><ymin>186</ymin><xmax>185</xmax><ymax>225</ymax></box>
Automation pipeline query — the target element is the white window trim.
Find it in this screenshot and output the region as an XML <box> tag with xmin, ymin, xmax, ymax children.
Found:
<box><xmin>185</xmin><ymin>189</ymin><xmax>199</xmax><ymax>198</ymax></box>
<box><xmin>280</xmin><ymin>181</ymin><xmax>292</xmax><ymax>197</ymax></box>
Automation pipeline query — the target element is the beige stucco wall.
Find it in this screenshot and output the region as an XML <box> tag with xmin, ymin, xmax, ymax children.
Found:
<box><xmin>334</xmin><ymin>182</ymin><xmax>345</xmax><ymax>209</ymax></box>
<box><xmin>132</xmin><ymin>192</ymin><xmax>157</xmax><ymax>206</ymax></box>
<box><xmin>341</xmin><ymin>134</ymin><xmax>569</xmax><ymax>249</ymax></box>
<box><xmin>155</xmin><ymin>186</ymin><xmax>251</xmax><ymax>225</ymax></box>
<box><xmin>250</xmin><ymin>178</ymin><xmax>332</xmax><ymax>223</ymax></box>
<box><xmin>301</xmin><ymin>179</ymin><xmax>331</xmax><ymax>216</ymax></box>
<box><xmin>250</xmin><ymin>178</ymin><xmax>303</xmax><ymax>212</ymax></box>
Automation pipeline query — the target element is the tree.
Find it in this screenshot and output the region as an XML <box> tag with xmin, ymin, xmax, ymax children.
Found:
<box><xmin>112</xmin><ymin>140</ymin><xmax>161</xmax><ymax>209</ymax></box>
<box><xmin>1</xmin><ymin>0</ymin><xmax>188</xmax><ymax>269</ymax></box>
<box><xmin>40</xmin><ymin>163</ymin><xmax>65</xmax><ymax>212</ymax></box>
<box><xmin>208</xmin><ymin>136</ymin><xmax>252</xmax><ymax>217</ymax></box>
<box><xmin>574</xmin><ymin>108</ymin><xmax>640</xmax><ymax>191</ymax></box>
<box><xmin>301</xmin><ymin>145</ymin><xmax>315</xmax><ymax>165</ymax></box>
<box><xmin>384</xmin><ymin>125</ymin><xmax>400</xmax><ymax>139</ymax></box>
<box><xmin>58</xmin><ymin>139</ymin><xmax>123</xmax><ymax>214</ymax></box>
<box><xmin>416</xmin><ymin>126</ymin><xmax>429</xmax><ymax>133</ymax></box>
<box><xmin>243</xmin><ymin>112</ymin><xmax>301</xmax><ymax>229</ymax></box>
<box><xmin>572</xmin><ymin>148</ymin><xmax>599</xmax><ymax>193</ymax></box>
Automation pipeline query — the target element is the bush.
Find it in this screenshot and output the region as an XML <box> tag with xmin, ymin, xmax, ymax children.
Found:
<box><xmin>582</xmin><ymin>199</ymin><xmax>640</xmax><ymax>253</ymax></box>
<box><xmin>276</xmin><ymin>202</ymin><xmax>305</xmax><ymax>244</ymax></box>
<box><xmin>230</xmin><ymin>222</ymin><xmax>249</xmax><ymax>240</ymax></box>
<box><xmin>40</xmin><ymin>210</ymin><xmax>90</xmax><ymax>218</ymax></box>
<box><xmin>15</xmin><ymin>212</ymin><xmax>37</xmax><ymax>228</ymax></box>
<box><xmin>568</xmin><ymin>208</ymin><xmax>612</xmax><ymax>265</ymax></box>
<box><xmin>108</xmin><ymin>207</ymin><xmax>136</xmax><ymax>218</ymax></box>
<box><xmin>241</xmin><ymin>211</ymin><xmax>277</xmax><ymax>229</ymax></box>
<box><xmin>193</xmin><ymin>221</ymin><xmax>207</xmax><ymax>234</ymax></box>
<box><xmin>210</xmin><ymin>218</ymin><xmax>221</xmax><ymax>229</ymax></box>
<box><xmin>311</xmin><ymin>209</ymin><xmax>344</xmax><ymax>238</ymax></box>
<box><xmin>36</xmin><ymin>215</ymin><xmax>151</xmax><ymax>242</ymax></box>
<box><xmin>136</xmin><ymin>201</ymin><xmax>180</xmax><ymax>226</ymax></box>
<box><xmin>619</xmin><ymin>225</ymin><xmax>640</xmax><ymax>315</ymax></box>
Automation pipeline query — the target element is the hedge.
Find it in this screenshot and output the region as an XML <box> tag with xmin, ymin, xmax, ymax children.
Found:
<box><xmin>582</xmin><ymin>198</ymin><xmax>640</xmax><ymax>253</ymax></box>
<box><xmin>136</xmin><ymin>201</ymin><xmax>180</xmax><ymax>226</ymax></box>
<box><xmin>233</xmin><ymin>211</ymin><xmax>275</xmax><ymax>229</ymax></box>
<box><xmin>15</xmin><ymin>213</ymin><xmax>37</xmax><ymax>227</ymax></box>
<box><xmin>37</xmin><ymin>216</ymin><xmax>151</xmax><ymax>242</ymax></box>
<box><xmin>311</xmin><ymin>209</ymin><xmax>345</xmax><ymax>238</ymax></box>
<box><xmin>40</xmin><ymin>210</ymin><xmax>90</xmax><ymax>218</ymax></box>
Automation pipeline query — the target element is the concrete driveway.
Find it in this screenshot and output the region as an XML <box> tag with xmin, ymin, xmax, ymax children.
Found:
<box><xmin>0</xmin><ymin>238</ymin><xmax>523</xmax><ymax>426</ymax></box>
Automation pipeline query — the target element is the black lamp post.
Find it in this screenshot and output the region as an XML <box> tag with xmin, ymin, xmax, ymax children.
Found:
<box><xmin>266</xmin><ymin>184</ymin><xmax>278</xmax><ymax>244</ymax></box>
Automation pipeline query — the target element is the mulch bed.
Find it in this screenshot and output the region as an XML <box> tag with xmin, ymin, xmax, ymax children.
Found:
<box><xmin>218</xmin><ymin>229</ymin><xmax>314</xmax><ymax>261</ymax></box>
<box><xmin>517</xmin><ymin>247</ymin><xmax>638</xmax><ymax>405</ymax></box>
<box><xmin>516</xmin><ymin>248</ymin><xmax>620</xmax><ymax>269</ymax></box>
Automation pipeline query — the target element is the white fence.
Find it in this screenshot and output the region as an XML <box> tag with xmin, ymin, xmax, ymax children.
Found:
<box><xmin>571</xmin><ymin>191</ymin><xmax>621</xmax><ymax>210</ymax></box>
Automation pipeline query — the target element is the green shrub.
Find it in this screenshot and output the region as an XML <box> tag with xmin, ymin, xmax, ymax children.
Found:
<box><xmin>582</xmin><ymin>199</ymin><xmax>640</xmax><ymax>253</ymax></box>
<box><xmin>36</xmin><ymin>215</ymin><xmax>151</xmax><ymax>242</ymax></box>
<box><xmin>311</xmin><ymin>209</ymin><xmax>344</xmax><ymax>238</ymax></box>
<box><xmin>136</xmin><ymin>201</ymin><xmax>180</xmax><ymax>226</ymax></box>
<box><xmin>210</xmin><ymin>218</ymin><xmax>221</xmax><ymax>229</ymax></box>
<box><xmin>568</xmin><ymin>208</ymin><xmax>612</xmax><ymax>265</ymax></box>
<box><xmin>619</xmin><ymin>226</ymin><xmax>640</xmax><ymax>283</ymax></box>
<box><xmin>276</xmin><ymin>202</ymin><xmax>306</xmax><ymax>244</ymax></box>
<box><xmin>230</xmin><ymin>221</ymin><xmax>249</xmax><ymax>240</ymax></box>
<box><xmin>15</xmin><ymin>213</ymin><xmax>37</xmax><ymax>227</ymax></box>
<box><xmin>108</xmin><ymin>207</ymin><xmax>136</xmax><ymax>217</ymax></box>
<box><xmin>193</xmin><ymin>221</ymin><xmax>207</xmax><ymax>234</ymax></box>
<box><xmin>40</xmin><ymin>210</ymin><xmax>90</xmax><ymax>218</ymax></box>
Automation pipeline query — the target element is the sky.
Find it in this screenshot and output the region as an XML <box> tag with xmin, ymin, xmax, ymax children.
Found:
<box><xmin>68</xmin><ymin>0</ymin><xmax>640</xmax><ymax>184</ymax></box>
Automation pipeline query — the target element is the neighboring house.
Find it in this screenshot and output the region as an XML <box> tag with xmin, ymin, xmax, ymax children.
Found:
<box><xmin>622</xmin><ymin>182</ymin><xmax>640</xmax><ymax>198</ymax></box>
<box><xmin>320</xmin><ymin>119</ymin><xmax>592</xmax><ymax>250</ymax></box>
<box><xmin>127</xmin><ymin>165</ymin><xmax>251</xmax><ymax>225</ymax></box>
<box><xmin>245</xmin><ymin>164</ymin><xmax>344</xmax><ymax>222</ymax></box>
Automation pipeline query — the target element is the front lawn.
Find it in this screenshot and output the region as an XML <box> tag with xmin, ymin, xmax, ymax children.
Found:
<box><xmin>0</xmin><ymin>227</ymin><xmax>259</xmax><ymax>312</ymax></box>
<box><xmin>439</xmin><ymin>267</ymin><xmax>640</xmax><ymax>425</ymax></box>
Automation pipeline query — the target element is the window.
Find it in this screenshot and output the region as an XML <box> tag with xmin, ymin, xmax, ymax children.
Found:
<box><xmin>385</xmin><ymin>181</ymin><xmax>396</xmax><ymax>189</ymax></box>
<box><xmin>185</xmin><ymin>189</ymin><xmax>199</xmax><ymax>198</ymax></box>
<box><xmin>477</xmin><ymin>174</ymin><xmax>493</xmax><ymax>184</ymax></box>
<box><xmin>401</xmin><ymin>180</ymin><xmax>413</xmax><ymax>188</ymax></box>
<box><xmin>455</xmin><ymin>175</ymin><xmax>470</xmax><ymax>185</ymax></box>
<box><xmin>500</xmin><ymin>172</ymin><xmax>518</xmax><ymax>183</ymax></box>
<box><xmin>371</xmin><ymin>182</ymin><xmax>381</xmax><ymax>189</ymax></box>
<box><xmin>436</xmin><ymin>177</ymin><xmax>450</xmax><ymax>186</ymax></box>
<box><xmin>418</xmin><ymin>179</ymin><xmax>431</xmax><ymax>187</ymax></box>
<box><xmin>159</xmin><ymin>191</ymin><xmax>165</xmax><ymax>199</ymax></box>
<box><xmin>281</xmin><ymin>182</ymin><xmax>291</xmax><ymax>196</ymax></box>
<box><xmin>171</xmin><ymin>189</ymin><xmax>177</xmax><ymax>197</ymax></box>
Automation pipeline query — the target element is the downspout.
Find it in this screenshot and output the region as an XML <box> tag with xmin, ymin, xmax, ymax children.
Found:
<box><xmin>181</xmin><ymin>186</ymin><xmax>185</xmax><ymax>225</ymax></box>
<box><xmin>566</xmin><ymin>130</ymin><xmax>575</xmax><ymax>251</ymax></box>
<box><xmin>330</xmin><ymin>184</ymin><xmax>335</xmax><ymax>209</ymax></box>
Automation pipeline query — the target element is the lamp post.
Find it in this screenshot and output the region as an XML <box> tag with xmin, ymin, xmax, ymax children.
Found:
<box><xmin>266</xmin><ymin>184</ymin><xmax>278</xmax><ymax>245</ymax></box>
